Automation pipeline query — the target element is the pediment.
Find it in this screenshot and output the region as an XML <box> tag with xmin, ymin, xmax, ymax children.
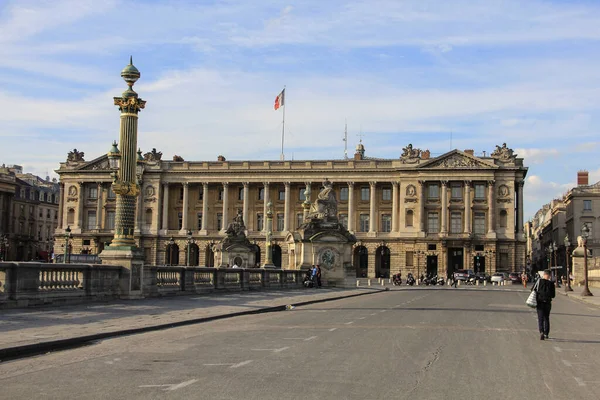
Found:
<box><xmin>75</xmin><ymin>155</ymin><xmax>111</xmax><ymax>171</ymax></box>
<box><xmin>417</xmin><ymin>150</ymin><xmax>497</xmax><ymax>170</ymax></box>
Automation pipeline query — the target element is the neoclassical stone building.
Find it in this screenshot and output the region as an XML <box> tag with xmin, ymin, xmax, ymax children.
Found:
<box><xmin>54</xmin><ymin>142</ymin><xmax>527</xmax><ymax>278</ymax></box>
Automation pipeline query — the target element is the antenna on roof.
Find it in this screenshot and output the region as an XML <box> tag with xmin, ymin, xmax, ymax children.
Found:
<box><xmin>357</xmin><ymin>125</ymin><xmax>364</xmax><ymax>143</ymax></box>
<box><xmin>343</xmin><ymin>119</ymin><xmax>348</xmax><ymax>159</ymax></box>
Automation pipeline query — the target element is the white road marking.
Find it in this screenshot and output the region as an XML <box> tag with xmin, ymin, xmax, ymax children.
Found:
<box><xmin>563</xmin><ymin>359</ymin><xmax>590</xmax><ymax>367</ymax></box>
<box><xmin>230</xmin><ymin>360</ymin><xmax>253</xmax><ymax>369</ymax></box>
<box><xmin>379</xmin><ymin>310</ymin><xmax>387</xmax><ymax>313</ymax></box>
<box><xmin>575</xmin><ymin>377</ymin><xmax>586</xmax><ymax>387</ymax></box>
<box><xmin>140</xmin><ymin>379</ymin><xmax>198</xmax><ymax>391</ymax></box>
<box><xmin>203</xmin><ymin>363</ymin><xmax>234</xmax><ymax>366</ymax></box>
<box><xmin>370</xmin><ymin>313</ymin><xmax>377</xmax><ymax>316</ymax></box>
<box><xmin>358</xmin><ymin>317</ymin><xmax>366</xmax><ymax>320</ymax></box>
<box><xmin>304</xmin><ymin>336</ymin><xmax>317</xmax><ymax>341</ymax></box>
<box><xmin>344</xmin><ymin>321</ymin><xmax>354</xmax><ymax>325</ymax></box>
<box><xmin>251</xmin><ymin>347</ymin><xmax>289</xmax><ymax>353</ymax></box>
<box><xmin>328</xmin><ymin>328</ymin><xmax>337</xmax><ymax>332</ymax></box>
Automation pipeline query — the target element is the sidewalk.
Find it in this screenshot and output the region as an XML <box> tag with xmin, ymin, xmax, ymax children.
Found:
<box><xmin>558</xmin><ymin>284</ymin><xmax>600</xmax><ymax>308</ymax></box>
<box><xmin>0</xmin><ymin>288</ymin><xmax>383</xmax><ymax>361</ymax></box>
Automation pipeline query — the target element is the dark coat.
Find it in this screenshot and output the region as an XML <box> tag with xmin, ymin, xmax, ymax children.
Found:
<box><xmin>534</xmin><ymin>278</ymin><xmax>556</xmax><ymax>303</ymax></box>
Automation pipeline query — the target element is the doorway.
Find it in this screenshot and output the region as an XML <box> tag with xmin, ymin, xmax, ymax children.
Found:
<box><xmin>448</xmin><ymin>248</ymin><xmax>464</xmax><ymax>277</ymax></box>
<box><xmin>272</xmin><ymin>244</ymin><xmax>282</xmax><ymax>268</ymax></box>
<box><xmin>426</xmin><ymin>255</ymin><xmax>438</xmax><ymax>277</ymax></box>
<box><xmin>353</xmin><ymin>246</ymin><xmax>368</xmax><ymax>277</ymax></box>
<box><xmin>376</xmin><ymin>246</ymin><xmax>391</xmax><ymax>278</ymax></box>
<box><xmin>474</xmin><ymin>255</ymin><xmax>486</xmax><ymax>274</ymax></box>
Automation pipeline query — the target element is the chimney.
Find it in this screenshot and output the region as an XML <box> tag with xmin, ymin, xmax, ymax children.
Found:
<box><xmin>577</xmin><ymin>170</ymin><xmax>589</xmax><ymax>186</ymax></box>
<box><xmin>464</xmin><ymin>149</ymin><xmax>474</xmax><ymax>156</ymax></box>
<box><xmin>217</xmin><ymin>155</ymin><xmax>226</xmax><ymax>162</ymax></box>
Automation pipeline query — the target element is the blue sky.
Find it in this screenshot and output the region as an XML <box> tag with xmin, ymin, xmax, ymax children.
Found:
<box><xmin>0</xmin><ymin>0</ymin><xmax>599</xmax><ymax>220</ymax></box>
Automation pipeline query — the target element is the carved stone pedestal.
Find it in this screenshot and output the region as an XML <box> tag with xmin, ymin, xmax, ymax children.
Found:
<box><xmin>99</xmin><ymin>246</ymin><xmax>144</xmax><ymax>299</ymax></box>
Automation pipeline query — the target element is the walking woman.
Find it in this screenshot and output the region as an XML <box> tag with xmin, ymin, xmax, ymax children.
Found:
<box><xmin>534</xmin><ymin>269</ymin><xmax>556</xmax><ymax>340</ymax></box>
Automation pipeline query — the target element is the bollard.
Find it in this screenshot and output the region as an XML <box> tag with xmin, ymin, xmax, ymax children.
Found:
<box><xmin>484</xmin><ymin>280</ymin><xmax>487</xmax><ymax>286</ymax></box>
<box><xmin>388</xmin><ymin>278</ymin><xmax>392</xmax><ymax>284</ymax></box>
<box><xmin>356</xmin><ymin>280</ymin><xmax>360</xmax><ymax>287</ymax></box>
<box><xmin>457</xmin><ymin>280</ymin><xmax>461</xmax><ymax>286</ymax></box>
<box><xmin>447</xmin><ymin>280</ymin><xmax>451</xmax><ymax>286</ymax></box>
<box><xmin>476</xmin><ymin>280</ymin><xmax>479</xmax><ymax>286</ymax></box>
<box><xmin>381</xmin><ymin>280</ymin><xmax>385</xmax><ymax>286</ymax></box>
<box><xmin>368</xmin><ymin>279</ymin><xmax>371</xmax><ymax>287</ymax></box>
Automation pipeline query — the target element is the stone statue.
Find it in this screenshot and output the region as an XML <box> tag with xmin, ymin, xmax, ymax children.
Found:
<box><xmin>143</xmin><ymin>148</ymin><xmax>162</xmax><ymax>161</ymax></box>
<box><xmin>491</xmin><ymin>143</ymin><xmax>517</xmax><ymax>163</ymax></box>
<box><xmin>577</xmin><ymin>235</ymin><xmax>584</xmax><ymax>248</ymax></box>
<box><xmin>308</xmin><ymin>179</ymin><xmax>338</xmax><ymax>220</ymax></box>
<box><xmin>225</xmin><ymin>209</ymin><xmax>246</xmax><ymax>239</ymax></box>
<box><xmin>173</xmin><ymin>155</ymin><xmax>184</xmax><ymax>162</ymax></box>
<box><xmin>67</xmin><ymin>149</ymin><xmax>85</xmax><ymax>163</ymax></box>
<box><xmin>400</xmin><ymin>144</ymin><xmax>422</xmax><ymax>164</ymax></box>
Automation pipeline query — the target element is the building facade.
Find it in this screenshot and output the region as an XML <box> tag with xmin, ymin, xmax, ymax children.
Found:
<box><xmin>54</xmin><ymin>143</ymin><xmax>527</xmax><ymax>278</ymax></box>
<box><xmin>0</xmin><ymin>164</ymin><xmax>60</xmax><ymax>261</ymax></box>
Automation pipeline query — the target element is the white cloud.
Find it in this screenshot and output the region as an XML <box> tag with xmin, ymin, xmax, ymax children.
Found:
<box><xmin>515</xmin><ymin>148</ymin><xmax>559</xmax><ymax>165</ymax></box>
<box><xmin>524</xmin><ymin>175</ymin><xmax>574</xmax><ymax>219</ymax></box>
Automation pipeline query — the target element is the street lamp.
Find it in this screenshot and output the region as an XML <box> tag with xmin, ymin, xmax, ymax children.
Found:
<box><xmin>186</xmin><ymin>229</ymin><xmax>195</xmax><ymax>267</ymax></box>
<box><xmin>63</xmin><ymin>226</ymin><xmax>72</xmax><ymax>264</ymax></box>
<box><xmin>263</xmin><ymin>201</ymin><xmax>274</xmax><ymax>267</ymax></box>
<box><xmin>581</xmin><ymin>224</ymin><xmax>593</xmax><ymax>297</ymax></box>
<box><xmin>168</xmin><ymin>237</ymin><xmax>175</xmax><ymax>266</ymax></box>
<box><xmin>564</xmin><ymin>234</ymin><xmax>573</xmax><ymax>292</ymax></box>
<box><xmin>548</xmin><ymin>242</ymin><xmax>558</xmax><ymax>286</ymax></box>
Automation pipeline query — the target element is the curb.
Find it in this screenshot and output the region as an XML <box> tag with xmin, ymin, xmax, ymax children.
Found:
<box><xmin>0</xmin><ymin>288</ymin><xmax>385</xmax><ymax>363</ymax></box>
<box><xmin>558</xmin><ymin>291</ymin><xmax>600</xmax><ymax>308</ymax></box>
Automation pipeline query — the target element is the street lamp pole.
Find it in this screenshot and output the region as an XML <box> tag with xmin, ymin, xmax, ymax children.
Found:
<box><xmin>564</xmin><ymin>234</ymin><xmax>573</xmax><ymax>292</ymax></box>
<box><xmin>186</xmin><ymin>230</ymin><xmax>195</xmax><ymax>267</ymax></box>
<box><xmin>168</xmin><ymin>237</ymin><xmax>175</xmax><ymax>266</ymax></box>
<box><xmin>581</xmin><ymin>224</ymin><xmax>593</xmax><ymax>297</ymax></box>
<box><xmin>63</xmin><ymin>226</ymin><xmax>72</xmax><ymax>264</ymax></box>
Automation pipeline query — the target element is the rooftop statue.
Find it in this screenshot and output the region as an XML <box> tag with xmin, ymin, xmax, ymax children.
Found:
<box><xmin>308</xmin><ymin>179</ymin><xmax>338</xmax><ymax>220</ymax></box>
<box><xmin>225</xmin><ymin>209</ymin><xmax>247</xmax><ymax>242</ymax></box>
<box><xmin>400</xmin><ymin>143</ymin><xmax>422</xmax><ymax>164</ymax></box>
<box><xmin>143</xmin><ymin>148</ymin><xmax>162</xmax><ymax>162</ymax></box>
<box><xmin>67</xmin><ymin>149</ymin><xmax>85</xmax><ymax>163</ymax></box>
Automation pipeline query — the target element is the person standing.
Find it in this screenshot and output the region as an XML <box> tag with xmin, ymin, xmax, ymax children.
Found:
<box><xmin>316</xmin><ymin>265</ymin><xmax>322</xmax><ymax>287</ymax></box>
<box><xmin>451</xmin><ymin>272</ymin><xmax>458</xmax><ymax>288</ymax></box>
<box><xmin>521</xmin><ymin>271</ymin><xmax>528</xmax><ymax>288</ymax></box>
<box><xmin>311</xmin><ymin>265</ymin><xmax>318</xmax><ymax>288</ymax></box>
<box><xmin>534</xmin><ymin>269</ymin><xmax>556</xmax><ymax>340</ymax></box>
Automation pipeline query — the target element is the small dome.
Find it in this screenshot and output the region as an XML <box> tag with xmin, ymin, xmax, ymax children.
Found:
<box><xmin>121</xmin><ymin>56</ymin><xmax>140</xmax><ymax>86</ymax></box>
<box><xmin>108</xmin><ymin>140</ymin><xmax>120</xmax><ymax>156</ymax></box>
<box><xmin>356</xmin><ymin>142</ymin><xmax>365</xmax><ymax>151</ymax></box>
<box><xmin>137</xmin><ymin>148</ymin><xmax>144</xmax><ymax>162</ymax></box>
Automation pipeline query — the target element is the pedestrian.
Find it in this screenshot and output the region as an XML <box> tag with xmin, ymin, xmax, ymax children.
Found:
<box><xmin>316</xmin><ymin>265</ymin><xmax>322</xmax><ymax>287</ymax></box>
<box><xmin>451</xmin><ymin>272</ymin><xmax>458</xmax><ymax>288</ymax></box>
<box><xmin>522</xmin><ymin>272</ymin><xmax>528</xmax><ymax>288</ymax></box>
<box><xmin>534</xmin><ymin>269</ymin><xmax>556</xmax><ymax>340</ymax></box>
<box><xmin>311</xmin><ymin>265</ymin><xmax>318</xmax><ymax>288</ymax></box>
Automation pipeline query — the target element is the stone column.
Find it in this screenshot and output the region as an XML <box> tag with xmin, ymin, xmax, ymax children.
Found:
<box><xmin>161</xmin><ymin>183</ymin><xmax>169</xmax><ymax>230</ymax></box>
<box><xmin>369</xmin><ymin>181</ymin><xmax>377</xmax><ymax>233</ymax></box>
<box><xmin>283</xmin><ymin>182</ymin><xmax>290</xmax><ymax>232</ymax></box>
<box><xmin>262</xmin><ymin>182</ymin><xmax>270</xmax><ymax>232</ymax></box>
<box><xmin>487</xmin><ymin>180</ymin><xmax>495</xmax><ymax>235</ymax></box>
<box><xmin>181</xmin><ymin>182</ymin><xmax>189</xmax><ymax>232</ymax></box>
<box><xmin>419</xmin><ymin>181</ymin><xmax>426</xmax><ymax>233</ymax></box>
<box><xmin>347</xmin><ymin>182</ymin><xmax>355</xmax><ymax>232</ymax></box>
<box><xmin>440</xmin><ymin>181</ymin><xmax>448</xmax><ymax>235</ymax></box>
<box><xmin>242</xmin><ymin>182</ymin><xmax>249</xmax><ymax>228</ymax></box>
<box><xmin>392</xmin><ymin>181</ymin><xmax>399</xmax><ymax>233</ymax></box>
<box><xmin>57</xmin><ymin>183</ymin><xmax>64</xmax><ymax>229</ymax></box>
<box><xmin>201</xmin><ymin>182</ymin><xmax>209</xmax><ymax>231</ymax></box>
<box><xmin>96</xmin><ymin>183</ymin><xmax>103</xmax><ymax>230</ymax></box>
<box><xmin>135</xmin><ymin>182</ymin><xmax>143</xmax><ymax>233</ymax></box>
<box><xmin>154</xmin><ymin>183</ymin><xmax>162</xmax><ymax>232</ymax></box>
<box><xmin>517</xmin><ymin>180</ymin><xmax>524</xmax><ymax>236</ymax></box>
<box><xmin>221</xmin><ymin>182</ymin><xmax>229</xmax><ymax>232</ymax></box>
<box><xmin>75</xmin><ymin>182</ymin><xmax>84</xmax><ymax>231</ymax></box>
<box><xmin>464</xmin><ymin>181</ymin><xmax>471</xmax><ymax>234</ymax></box>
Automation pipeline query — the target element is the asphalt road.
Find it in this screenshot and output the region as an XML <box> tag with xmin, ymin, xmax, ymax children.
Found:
<box><xmin>2</xmin><ymin>287</ymin><xmax>600</xmax><ymax>400</ymax></box>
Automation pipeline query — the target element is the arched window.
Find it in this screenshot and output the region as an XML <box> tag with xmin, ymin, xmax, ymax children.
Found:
<box><xmin>499</xmin><ymin>210</ymin><xmax>508</xmax><ymax>228</ymax></box>
<box><xmin>406</xmin><ymin>210</ymin><xmax>414</xmax><ymax>227</ymax></box>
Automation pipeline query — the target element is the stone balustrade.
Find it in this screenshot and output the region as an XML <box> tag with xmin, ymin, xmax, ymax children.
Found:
<box><xmin>0</xmin><ymin>262</ymin><xmax>306</xmax><ymax>308</ymax></box>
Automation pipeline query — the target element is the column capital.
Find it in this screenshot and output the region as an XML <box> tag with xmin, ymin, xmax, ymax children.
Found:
<box><xmin>162</xmin><ymin>182</ymin><xmax>169</xmax><ymax>187</ymax></box>
<box><xmin>96</xmin><ymin>182</ymin><xmax>103</xmax><ymax>187</ymax></box>
<box><xmin>284</xmin><ymin>182</ymin><xmax>291</xmax><ymax>188</ymax></box>
<box><xmin>347</xmin><ymin>181</ymin><xmax>354</xmax><ymax>187</ymax></box>
<box><xmin>441</xmin><ymin>180</ymin><xmax>448</xmax><ymax>186</ymax></box>
<box><xmin>304</xmin><ymin>181</ymin><xmax>311</xmax><ymax>187</ymax></box>
<box><xmin>487</xmin><ymin>180</ymin><xmax>495</xmax><ymax>186</ymax></box>
<box><xmin>518</xmin><ymin>180</ymin><xmax>525</xmax><ymax>188</ymax></box>
<box><xmin>464</xmin><ymin>180</ymin><xmax>472</xmax><ymax>187</ymax></box>
<box><xmin>222</xmin><ymin>182</ymin><xmax>229</xmax><ymax>188</ymax></box>
<box><xmin>369</xmin><ymin>181</ymin><xmax>377</xmax><ymax>187</ymax></box>
<box><xmin>242</xmin><ymin>182</ymin><xmax>250</xmax><ymax>187</ymax></box>
<box><xmin>418</xmin><ymin>180</ymin><xmax>426</xmax><ymax>186</ymax></box>
<box><xmin>182</xmin><ymin>182</ymin><xmax>189</xmax><ymax>187</ymax></box>
<box><xmin>263</xmin><ymin>181</ymin><xmax>270</xmax><ymax>187</ymax></box>
<box><xmin>392</xmin><ymin>181</ymin><xmax>399</xmax><ymax>187</ymax></box>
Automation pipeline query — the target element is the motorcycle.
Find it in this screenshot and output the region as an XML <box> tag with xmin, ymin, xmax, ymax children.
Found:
<box><xmin>406</xmin><ymin>273</ymin><xmax>416</xmax><ymax>286</ymax></box>
<box><xmin>393</xmin><ymin>274</ymin><xmax>402</xmax><ymax>286</ymax></box>
<box><xmin>437</xmin><ymin>276</ymin><xmax>445</xmax><ymax>286</ymax></box>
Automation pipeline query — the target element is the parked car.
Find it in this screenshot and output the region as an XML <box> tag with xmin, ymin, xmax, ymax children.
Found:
<box><xmin>453</xmin><ymin>269</ymin><xmax>475</xmax><ymax>281</ymax></box>
<box><xmin>508</xmin><ymin>272</ymin><xmax>522</xmax><ymax>284</ymax></box>
<box><xmin>475</xmin><ymin>272</ymin><xmax>491</xmax><ymax>283</ymax></box>
<box><xmin>491</xmin><ymin>273</ymin><xmax>505</xmax><ymax>284</ymax></box>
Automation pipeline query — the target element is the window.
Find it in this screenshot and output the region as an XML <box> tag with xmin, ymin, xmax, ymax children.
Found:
<box><xmin>584</xmin><ymin>200</ymin><xmax>592</xmax><ymax>211</ymax></box>
<box><xmin>427</xmin><ymin>212</ymin><xmax>439</xmax><ymax>233</ymax></box>
<box><xmin>257</xmin><ymin>214</ymin><xmax>264</xmax><ymax>231</ymax></box>
<box><xmin>381</xmin><ymin>214</ymin><xmax>392</xmax><ymax>232</ymax></box>
<box><xmin>474</xmin><ymin>212</ymin><xmax>486</xmax><ymax>234</ymax></box>
<box><xmin>197</xmin><ymin>213</ymin><xmax>202</xmax><ymax>230</ymax></box>
<box><xmin>107</xmin><ymin>187</ymin><xmax>116</xmax><ymax>199</ymax></box>
<box><xmin>405</xmin><ymin>210</ymin><xmax>414</xmax><ymax>227</ymax></box>
<box><xmin>474</xmin><ymin>184</ymin><xmax>485</xmax><ymax>199</ymax></box>
<box><xmin>19</xmin><ymin>204</ymin><xmax>24</xmax><ymax>214</ymax></box>
<box><xmin>360</xmin><ymin>187</ymin><xmax>369</xmax><ymax>201</ymax></box>
<box><xmin>277</xmin><ymin>214</ymin><xmax>284</xmax><ymax>231</ymax></box>
<box><xmin>382</xmin><ymin>188</ymin><xmax>392</xmax><ymax>201</ymax></box>
<box><xmin>106</xmin><ymin>211</ymin><xmax>116</xmax><ymax>230</ymax></box>
<box><xmin>278</xmin><ymin>189</ymin><xmax>285</xmax><ymax>201</ymax></box>
<box><xmin>218</xmin><ymin>189</ymin><xmax>224</xmax><ymax>201</ymax></box>
<box><xmin>340</xmin><ymin>187</ymin><xmax>349</xmax><ymax>201</ymax></box>
<box><xmin>177</xmin><ymin>212</ymin><xmax>183</xmax><ymax>230</ymax></box>
<box><xmin>88</xmin><ymin>186</ymin><xmax>98</xmax><ymax>200</ymax></box>
<box><xmin>198</xmin><ymin>186</ymin><xmax>204</xmax><ymax>201</ymax></box>
<box><xmin>499</xmin><ymin>210</ymin><xmax>508</xmax><ymax>228</ymax></box>
<box><xmin>299</xmin><ymin>188</ymin><xmax>306</xmax><ymax>201</ymax></box>
<box><xmin>39</xmin><ymin>209</ymin><xmax>43</xmax><ymax>218</ymax></box>
<box><xmin>339</xmin><ymin>213</ymin><xmax>348</xmax><ymax>229</ymax></box>
<box><xmin>19</xmin><ymin>188</ymin><xmax>25</xmax><ymax>198</ymax></box>
<box><xmin>428</xmin><ymin>244</ymin><xmax>437</xmax><ymax>251</ymax></box>
<box><xmin>30</xmin><ymin>191</ymin><xmax>35</xmax><ymax>200</ymax></box>
<box><xmin>428</xmin><ymin>184</ymin><xmax>439</xmax><ymax>199</ymax></box>
<box><xmin>46</xmin><ymin>210</ymin><xmax>50</xmax><ymax>218</ymax></box>
<box><xmin>499</xmin><ymin>253</ymin><xmax>509</xmax><ymax>270</ymax></box>
<box><xmin>451</xmin><ymin>184</ymin><xmax>462</xmax><ymax>200</ymax></box>
<box><xmin>359</xmin><ymin>214</ymin><xmax>370</xmax><ymax>232</ymax></box>
<box><xmin>296</xmin><ymin>213</ymin><xmax>304</xmax><ymax>228</ymax></box>
<box><xmin>238</xmin><ymin>187</ymin><xmax>244</xmax><ymax>201</ymax></box>
<box><xmin>86</xmin><ymin>211</ymin><xmax>97</xmax><ymax>229</ymax></box>
<box><xmin>145</xmin><ymin>209</ymin><xmax>153</xmax><ymax>226</ymax></box>
<box><xmin>29</xmin><ymin>206</ymin><xmax>34</xmax><ymax>215</ymax></box>
<box><xmin>406</xmin><ymin>251</ymin><xmax>414</xmax><ymax>267</ymax></box>
<box><xmin>217</xmin><ymin>213</ymin><xmax>223</xmax><ymax>230</ymax></box>
<box><xmin>39</xmin><ymin>192</ymin><xmax>44</xmax><ymax>202</ymax></box>
<box><xmin>18</xmin><ymin>222</ymin><xmax>23</xmax><ymax>234</ymax></box>
<box><xmin>450</xmin><ymin>212</ymin><xmax>462</xmax><ymax>233</ymax></box>
<box><xmin>258</xmin><ymin>187</ymin><xmax>265</xmax><ymax>201</ymax></box>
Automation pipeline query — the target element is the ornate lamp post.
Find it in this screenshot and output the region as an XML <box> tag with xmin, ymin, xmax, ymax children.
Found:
<box><xmin>63</xmin><ymin>226</ymin><xmax>72</xmax><ymax>263</ymax></box>
<box><xmin>581</xmin><ymin>224</ymin><xmax>593</xmax><ymax>297</ymax></box>
<box><xmin>263</xmin><ymin>201</ymin><xmax>274</xmax><ymax>268</ymax></box>
<box><xmin>186</xmin><ymin>230</ymin><xmax>195</xmax><ymax>266</ymax></box>
<box><xmin>168</xmin><ymin>237</ymin><xmax>175</xmax><ymax>266</ymax></box>
<box><xmin>549</xmin><ymin>242</ymin><xmax>558</xmax><ymax>286</ymax></box>
<box><xmin>564</xmin><ymin>234</ymin><xmax>573</xmax><ymax>292</ymax></box>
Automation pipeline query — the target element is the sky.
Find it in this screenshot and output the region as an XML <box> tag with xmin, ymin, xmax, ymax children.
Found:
<box><xmin>0</xmin><ymin>0</ymin><xmax>599</xmax><ymax>220</ymax></box>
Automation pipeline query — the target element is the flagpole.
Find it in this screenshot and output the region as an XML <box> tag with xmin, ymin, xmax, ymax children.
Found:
<box><xmin>280</xmin><ymin>86</ymin><xmax>286</xmax><ymax>161</ymax></box>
